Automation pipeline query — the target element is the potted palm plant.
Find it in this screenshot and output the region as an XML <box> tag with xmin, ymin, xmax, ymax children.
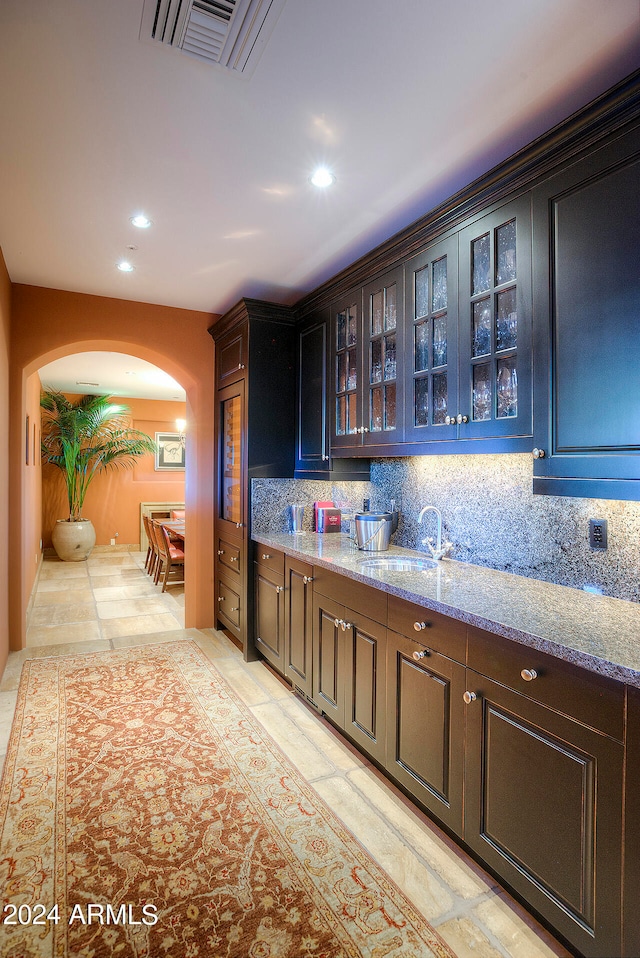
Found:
<box><xmin>41</xmin><ymin>390</ymin><xmax>158</xmax><ymax>561</ymax></box>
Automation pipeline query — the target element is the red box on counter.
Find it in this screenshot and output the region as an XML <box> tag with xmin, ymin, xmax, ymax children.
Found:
<box><xmin>316</xmin><ymin>507</ymin><xmax>342</xmax><ymax>533</ymax></box>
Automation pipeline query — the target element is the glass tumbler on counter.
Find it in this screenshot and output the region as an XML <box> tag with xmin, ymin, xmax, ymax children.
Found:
<box><xmin>289</xmin><ymin>504</ymin><xmax>305</xmax><ymax>534</ymax></box>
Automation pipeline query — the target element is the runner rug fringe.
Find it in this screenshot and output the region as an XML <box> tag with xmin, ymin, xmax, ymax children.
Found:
<box><xmin>0</xmin><ymin>641</ymin><xmax>455</xmax><ymax>957</ymax></box>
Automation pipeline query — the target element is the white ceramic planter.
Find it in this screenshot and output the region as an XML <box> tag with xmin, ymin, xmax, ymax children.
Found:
<box><xmin>51</xmin><ymin>518</ymin><xmax>96</xmax><ymax>561</ymax></box>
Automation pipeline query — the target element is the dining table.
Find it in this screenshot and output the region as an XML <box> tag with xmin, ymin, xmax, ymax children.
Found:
<box><xmin>161</xmin><ymin>519</ymin><xmax>185</xmax><ymax>544</ymax></box>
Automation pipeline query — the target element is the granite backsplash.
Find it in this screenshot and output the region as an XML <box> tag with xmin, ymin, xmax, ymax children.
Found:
<box><xmin>251</xmin><ymin>453</ymin><xmax>640</xmax><ymax>603</ymax></box>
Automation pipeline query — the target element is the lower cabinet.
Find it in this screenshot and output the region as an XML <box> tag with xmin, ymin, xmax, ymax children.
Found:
<box><xmin>283</xmin><ymin>556</ymin><xmax>314</xmax><ymax>699</ymax></box>
<box><xmin>463</xmin><ymin>669</ymin><xmax>624</xmax><ymax>958</ymax></box>
<box><xmin>386</xmin><ymin>629</ymin><xmax>465</xmax><ymax>835</ymax></box>
<box><xmin>312</xmin><ymin>591</ymin><xmax>387</xmax><ymax>765</ymax></box>
<box><xmin>254</xmin><ymin>561</ymin><xmax>285</xmax><ymax>672</ymax></box>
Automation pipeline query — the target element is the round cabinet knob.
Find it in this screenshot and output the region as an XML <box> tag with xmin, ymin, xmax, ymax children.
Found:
<box><xmin>532</xmin><ymin>448</ymin><xmax>546</xmax><ymax>459</ymax></box>
<box><xmin>456</xmin><ymin>413</ymin><xmax>469</xmax><ymax>424</ymax></box>
<box><xmin>521</xmin><ymin>668</ymin><xmax>538</xmax><ymax>682</ymax></box>
<box><xmin>238</xmin><ymin>363</ymin><xmax>245</xmax><ymax>369</ymax></box>
<box><xmin>276</xmin><ymin>586</ymin><xmax>284</xmax><ymax>594</ymax></box>
<box><xmin>322</xmin><ymin>455</ymin><xmax>330</xmax><ymax>461</ymax></box>
<box><xmin>334</xmin><ymin>618</ymin><xmax>341</xmax><ymax>628</ymax></box>
<box><xmin>413</xmin><ymin>621</ymin><xmax>430</xmax><ymax>631</ymax></box>
<box><xmin>460</xmin><ymin>415</ymin><xmax>469</xmax><ymax>423</ymax></box>
<box><xmin>362</xmin><ymin>427</ymin><xmax>369</xmax><ymax>433</ymax></box>
<box><xmin>236</xmin><ymin>522</ymin><xmax>244</xmax><ymax>528</ymax></box>
<box><xmin>230</xmin><ymin>606</ymin><xmax>239</xmax><ymax>612</ymax></box>
<box><xmin>217</xmin><ymin>549</ymin><xmax>224</xmax><ymax>556</ymax></box>
<box><xmin>342</xmin><ymin>621</ymin><xmax>353</xmax><ymax>631</ymax></box>
<box><xmin>230</xmin><ymin>556</ymin><xmax>238</xmax><ymax>562</ymax></box>
<box><xmin>463</xmin><ymin>691</ymin><xmax>478</xmax><ymax>704</ymax></box>
<box><xmin>445</xmin><ymin>415</ymin><xmax>453</xmax><ymax>425</ymax></box>
<box><xmin>302</xmin><ymin>575</ymin><xmax>314</xmax><ymax>584</ymax></box>
<box><xmin>412</xmin><ymin>649</ymin><xmax>430</xmax><ymax>660</ymax></box>
<box><xmin>261</xmin><ymin>553</ymin><xmax>272</xmax><ymax>560</ymax></box>
<box><xmin>217</xmin><ymin>596</ymin><xmax>223</xmax><ymax>603</ymax></box>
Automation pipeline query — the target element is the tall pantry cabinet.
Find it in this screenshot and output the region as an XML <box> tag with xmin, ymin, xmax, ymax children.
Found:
<box><xmin>209</xmin><ymin>299</ymin><xmax>296</xmax><ymax>660</ymax></box>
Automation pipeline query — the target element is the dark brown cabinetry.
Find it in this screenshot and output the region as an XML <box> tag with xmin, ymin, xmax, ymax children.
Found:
<box><xmin>623</xmin><ymin>685</ymin><xmax>640</xmax><ymax>958</ymax></box>
<box><xmin>312</xmin><ymin>568</ymin><xmax>387</xmax><ymax>764</ymax></box>
<box><xmin>464</xmin><ymin>628</ymin><xmax>624</xmax><ymax>958</ymax></box>
<box><xmin>210</xmin><ymin>300</ymin><xmax>295</xmax><ymax>659</ymax></box>
<box><xmin>254</xmin><ymin>549</ymin><xmax>285</xmax><ymax>672</ymax></box>
<box><xmin>283</xmin><ymin>555</ymin><xmax>314</xmax><ymax>698</ymax></box>
<box><xmin>532</xmin><ymin>122</ymin><xmax>640</xmax><ymax>500</ymax></box>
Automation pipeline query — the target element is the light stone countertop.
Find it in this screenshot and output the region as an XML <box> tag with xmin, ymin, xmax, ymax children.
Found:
<box><xmin>252</xmin><ymin>531</ymin><xmax>640</xmax><ymax>688</ymax></box>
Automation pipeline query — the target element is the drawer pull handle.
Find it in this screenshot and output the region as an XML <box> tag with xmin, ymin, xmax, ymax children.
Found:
<box><xmin>413</xmin><ymin>649</ymin><xmax>430</xmax><ymax>660</ymax></box>
<box><xmin>217</xmin><ymin>596</ymin><xmax>223</xmax><ymax>603</ymax></box>
<box><xmin>521</xmin><ymin>668</ymin><xmax>538</xmax><ymax>682</ymax></box>
<box><xmin>463</xmin><ymin>691</ymin><xmax>478</xmax><ymax>704</ymax></box>
<box><xmin>217</xmin><ymin>549</ymin><xmax>225</xmax><ymax>556</ymax></box>
<box><xmin>413</xmin><ymin>621</ymin><xmax>431</xmax><ymax>631</ymax></box>
<box><xmin>229</xmin><ymin>606</ymin><xmax>239</xmax><ymax>612</ymax></box>
<box><xmin>276</xmin><ymin>586</ymin><xmax>284</xmax><ymax>594</ymax></box>
<box><xmin>261</xmin><ymin>553</ymin><xmax>272</xmax><ymax>559</ymax></box>
<box><xmin>302</xmin><ymin>575</ymin><xmax>314</xmax><ymax>584</ymax></box>
<box><xmin>229</xmin><ymin>556</ymin><xmax>238</xmax><ymax>562</ymax></box>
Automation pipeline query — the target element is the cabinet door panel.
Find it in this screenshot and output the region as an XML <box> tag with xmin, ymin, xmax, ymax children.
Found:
<box><xmin>217</xmin><ymin>381</ymin><xmax>246</xmax><ymax>538</ymax></box>
<box><xmin>387</xmin><ymin>631</ymin><xmax>464</xmax><ymax>833</ymax></box>
<box><xmin>532</xmin><ymin>126</ymin><xmax>640</xmax><ymax>498</ymax></box>
<box><xmin>217</xmin><ymin>576</ymin><xmax>242</xmax><ymax>632</ymax></box>
<box><xmin>344</xmin><ymin>614</ymin><xmax>386</xmax><ymax>763</ymax></box>
<box><xmin>216</xmin><ymin>324</ymin><xmax>247</xmax><ymax>386</ymax></box>
<box><xmin>457</xmin><ymin>197</ymin><xmax>532</xmax><ymax>442</ymax></box>
<box><xmin>312</xmin><ymin>596</ymin><xmax>345</xmax><ymax>726</ymax></box>
<box><xmin>331</xmin><ymin>289</ymin><xmax>363</xmax><ymax>449</ymax></box>
<box><xmin>297</xmin><ymin>316</ymin><xmax>329</xmax><ymax>474</ymax></box>
<box><xmin>254</xmin><ymin>568</ymin><xmax>284</xmax><ymax>670</ymax></box>
<box><xmin>362</xmin><ymin>266</ymin><xmax>404</xmax><ymax>445</ymax></box>
<box><xmin>465</xmin><ymin>671</ymin><xmax>623</xmax><ymax>957</ymax></box>
<box><xmin>404</xmin><ymin>235</ymin><xmax>458</xmax><ymax>442</ymax></box>
<box><xmin>284</xmin><ymin>557</ymin><xmax>313</xmax><ymax>697</ymax></box>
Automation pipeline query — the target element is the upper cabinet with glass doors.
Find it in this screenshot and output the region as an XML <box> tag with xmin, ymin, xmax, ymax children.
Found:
<box><xmin>404</xmin><ymin>236</ymin><xmax>458</xmax><ymax>443</ymax></box>
<box><xmin>456</xmin><ymin>197</ymin><xmax>532</xmax><ymax>444</ymax></box>
<box><xmin>331</xmin><ymin>266</ymin><xmax>404</xmax><ymax>451</ymax></box>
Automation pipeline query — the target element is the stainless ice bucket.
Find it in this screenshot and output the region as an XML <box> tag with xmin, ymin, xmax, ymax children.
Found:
<box><xmin>354</xmin><ymin>512</ymin><xmax>393</xmax><ymax>551</ymax></box>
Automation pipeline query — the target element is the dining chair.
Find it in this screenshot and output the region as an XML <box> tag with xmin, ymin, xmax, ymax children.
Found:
<box><xmin>155</xmin><ymin>521</ymin><xmax>185</xmax><ymax>592</ymax></box>
<box><xmin>142</xmin><ymin>514</ymin><xmax>158</xmax><ymax>577</ymax></box>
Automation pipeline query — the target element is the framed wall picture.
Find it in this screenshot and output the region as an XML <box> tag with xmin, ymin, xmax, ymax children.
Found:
<box><xmin>155</xmin><ymin>432</ymin><xmax>185</xmax><ymax>471</ymax></box>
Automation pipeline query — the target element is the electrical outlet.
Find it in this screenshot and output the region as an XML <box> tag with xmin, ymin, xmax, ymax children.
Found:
<box><xmin>589</xmin><ymin>519</ymin><xmax>608</xmax><ymax>550</ymax></box>
<box><xmin>110</xmin><ymin>538</ymin><xmax>116</xmax><ymax>546</ymax></box>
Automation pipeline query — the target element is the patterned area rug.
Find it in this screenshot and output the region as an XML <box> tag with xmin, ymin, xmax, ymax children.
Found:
<box><xmin>0</xmin><ymin>641</ymin><xmax>455</xmax><ymax>957</ymax></box>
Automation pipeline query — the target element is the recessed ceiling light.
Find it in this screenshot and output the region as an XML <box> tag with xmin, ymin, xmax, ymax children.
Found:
<box><xmin>310</xmin><ymin>167</ymin><xmax>335</xmax><ymax>188</ymax></box>
<box><xmin>117</xmin><ymin>260</ymin><xmax>135</xmax><ymax>272</ymax></box>
<box><xmin>130</xmin><ymin>214</ymin><xmax>152</xmax><ymax>229</ymax></box>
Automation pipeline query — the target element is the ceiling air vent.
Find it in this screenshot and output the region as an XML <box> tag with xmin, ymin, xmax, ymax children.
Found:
<box><xmin>140</xmin><ymin>0</ymin><xmax>286</xmax><ymax>76</ymax></box>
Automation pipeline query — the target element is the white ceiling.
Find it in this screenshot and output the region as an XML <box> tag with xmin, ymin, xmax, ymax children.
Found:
<box><xmin>1</xmin><ymin>0</ymin><xmax>639</xmax><ymax>326</ymax></box>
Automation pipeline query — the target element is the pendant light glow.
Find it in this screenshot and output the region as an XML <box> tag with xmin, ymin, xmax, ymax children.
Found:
<box><xmin>310</xmin><ymin>167</ymin><xmax>335</xmax><ymax>188</ymax></box>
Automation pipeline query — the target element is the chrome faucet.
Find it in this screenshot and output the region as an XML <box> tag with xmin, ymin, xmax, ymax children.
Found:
<box><xmin>418</xmin><ymin>505</ymin><xmax>451</xmax><ymax>560</ymax></box>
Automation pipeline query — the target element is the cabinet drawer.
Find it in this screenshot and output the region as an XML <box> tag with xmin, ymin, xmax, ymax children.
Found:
<box><xmin>216</xmin><ymin>535</ymin><xmax>242</xmax><ymax>579</ymax></box>
<box><xmin>387</xmin><ymin>594</ymin><xmax>466</xmax><ymax>664</ymax></box>
<box><xmin>255</xmin><ymin>546</ymin><xmax>285</xmax><ymax>576</ymax></box>
<box><xmin>217</xmin><ymin>577</ymin><xmax>241</xmax><ymax>629</ymax></box>
<box><xmin>467</xmin><ymin>626</ymin><xmax>624</xmax><ymax>740</ymax></box>
<box><xmin>312</xmin><ymin>566</ymin><xmax>387</xmax><ymax>623</ymax></box>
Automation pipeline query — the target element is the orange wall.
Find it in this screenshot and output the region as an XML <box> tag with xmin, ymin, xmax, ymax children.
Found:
<box><xmin>41</xmin><ymin>396</ymin><xmax>187</xmax><ymax>548</ymax></box>
<box><xmin>10</xmin><ymin>284</ymin><xmax>218</xmax><ymax>651</ymax></box>
<box><xmin>0</xmin><ymin>250</ymin><xmax>10</xmax><ymax>675</ymax></box>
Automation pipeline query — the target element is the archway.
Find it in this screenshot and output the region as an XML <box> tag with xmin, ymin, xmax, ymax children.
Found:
<box><xmin>9</xmin><ymin>285</ymin><xmax>216</xmax><ymax>652</ymax></box>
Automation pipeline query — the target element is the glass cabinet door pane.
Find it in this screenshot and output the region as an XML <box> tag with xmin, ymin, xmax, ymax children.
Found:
<box><xmin>415</xmin><ymin>377</ymin><xmax>429</xmax><ymax>426</ymax></box>
<box><xmin>472</xmin><ymin>364</ymin><xmax>492</xmax><ymax>421</ymax></box>
<box><xmin>221</xmin><ymin>395</ymin><xmax>241</xmax><ymax>524</ymax></box>
<box><xmin>496</xmin><ymin>357</ymin><xmax>518</xmax><ymax>418</ymax></box>
<box><xmin>496</xmin><ymin>287</ymin><xmax>517</xmax><ymax>351</ymax></box>
<box><xmin>384</xmin><ymin>332</ymin><xmax>396</xmax><ymax>380</ymax></box>
<box><xmin>415</xmin><ymin>320</ymin><xmax>429</xmax><ymax>371</ymax></box>
<box><xmin>496</xmin><ymin>219</ymin><xmax>517</xmax><ymax>286</ymax></box>
<box><xmin>432</xmin><ymin>257</ymin><xmax>448</xmax><ymax>311</ymax></box>
<box><xmin>347</xmin><ymin>393</ymin><xmax>357</xmax><ymax>433</ymax></box>
<box><xmin>370</xmin><ymin>386</ymin><xmax>383</xmax><ymax>432</ymax></box>
<box><xmin>472</xmin><ymin>299</ymin><xmax>491</xmax><ymax>357</ymax></box>
<box><xmin>370</xmin><ymin>338</ymin><xmax>382</xmax><ymax>383</ymax></box>
<box><xmin>337</xmin><ymin>311</ymin><xmax>346</xmax><ymax>351</ymax></box>
<box><xmin>384</xmin><ymin>383</ymin><xmax>396</xmax><ymax>429</ymax></box>
<box><xmin>371</xmin><ymin>291</ymin><xmax>383</xmax><ymax>336</ymax></box>
<box><xmin>415</xmin><ymin>267</ymin><xmax>429</xmax><ymax>318</ymax></box>
<box><xmin>432</xmin><ymin>314</ymin><xmax>447</xmax><ymax>367</ymax></box>
<box><xmin>385</xmin><ymin>284</ymin><xmax>397</xmax><ymax>330</ymax></box>
<box><xmin>347</xmin><ymin>349</ymin><xmax>357</xmax><ymax>390</ymax></box>
<box><xmin>432</xmin><ymin>373</ymin><xmax>447</xmax><ymax>424</ymax></box>
<box><xmin>337</xmin><ymin>352</ymin><xmax>346</xmax><ymax>392</ymax></box>
<box><xmin>347</xmin><ymin>307</ymin><xmax>357</xmax><ymax>345</ymax></box>
<box><xmin>336</xmin><ymin>395</ymin><xmax>346</xmax><ymax>435</ymax></box>
<box><xmin>472</xmin><ymin>233</ymin><xmax>491</xmax><ymax>294</ymax></box>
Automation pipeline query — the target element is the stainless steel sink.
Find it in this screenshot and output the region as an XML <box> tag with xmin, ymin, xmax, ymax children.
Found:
<box><xmin>358</xmin><ymin>556</ymin><xmax>439</xmax><ymax>573</ymax></box>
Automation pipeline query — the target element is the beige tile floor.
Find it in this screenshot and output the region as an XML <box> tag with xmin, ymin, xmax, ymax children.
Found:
<box><xmin>0</xmin><ymin>554</ymin><xmax>574</xmax><ymax>958</ymax></box>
